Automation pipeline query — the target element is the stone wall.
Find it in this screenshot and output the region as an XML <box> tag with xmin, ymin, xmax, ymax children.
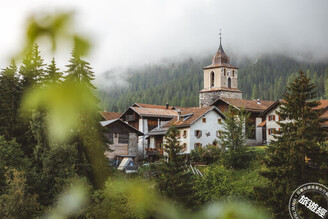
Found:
<box><xmin>128</xmin><ymin>133</ymin><xmax>138</xmax><ymax>158</ymax></box>
<box><xmin>199</xmin><ymin>90</ymin><xmax>242</xmax><ymax>107</ymax></box>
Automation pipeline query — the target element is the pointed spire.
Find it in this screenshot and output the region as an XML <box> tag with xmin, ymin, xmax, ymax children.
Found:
<box><xmin>218</xmin><ymin>28</ymin><xmax>225</xmax><ymax>53</ymax></box>
<box><xmin>211</xmin><ymin>28</ymin><xmax>229</xmax><ymax>65</ymax></box>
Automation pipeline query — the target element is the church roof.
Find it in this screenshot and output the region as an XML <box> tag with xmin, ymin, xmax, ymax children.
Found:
<box><xmin>213</xmin><ymin>97</ymin><xmax>274</xmax><ymax>113</ymax></box>
<box><xmin>204</xmin><ymin>35</ymin><xmax>238</xmax><ymax>69</ymax></box>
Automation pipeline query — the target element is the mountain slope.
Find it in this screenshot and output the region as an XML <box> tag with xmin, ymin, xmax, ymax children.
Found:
<box><xmin>99</xmin><ymin>55</ymin><xmax>328</xmax><ymax>112</ymax></box>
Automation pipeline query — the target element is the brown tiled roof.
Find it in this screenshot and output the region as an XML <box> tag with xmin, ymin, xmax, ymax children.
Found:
<box><xmin>99</xmin><ymin>111</ymin><xmax>121</xmax><ymax>120</ymax></box>
<box><xmin>199</xmin><ymin>87</ymin><xmax>242</xmax><ymax>93</ymax></box>
<box><xmin>134</xmin><ymin>103</ymin><xmax>188</xmax><ymax>110</ymax></box>
<box><xmin>219</xmin><ymin>97</ymin><xmax>274</xmax><ymax>112</ymax></box>
<box><xmin>131</xmin><ymin>107</ymin><xmax>178</xmax><ymax>118</ymax></box>
<box><xmin>314</xmin><ymin>99</ymin><xmax>328</xmax><ymax>110</ymax></box>
<box><xmin>320</xmin><ymin>110</ymin><xmax>328</xmax><ymax>119</ymax></box>
<box><xmin>257</xmin><ymin>121</ymin><xmax>266</xmax><ymax>127</ymax></box>
<box><xmin>134</xmin><ymin>103</ymin><xmax>169</xmax><ymax>109</ymax></box>
<box><xmin>164</xmin><ymin>106</ymin><xmax>224</xmax><ymax>128</ymax></box>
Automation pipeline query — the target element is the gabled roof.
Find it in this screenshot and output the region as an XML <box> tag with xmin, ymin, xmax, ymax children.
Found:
<box><xmin>314</xmin><ymin>99</ymin><xmax>328</xmax><ymax>110</ymax></box>
<box><xmin>99</xmin><ymin>111</ymin><xmax>121</xmax><ymax>120</ymax></box>
<box><xmin>100</xmin><ymin>119</ymin><xmax>143</xmax><ymax>136</ymax></box>
<box><xmin>125</xmin><ymin>106</ymin><xmax>179</xmax><ymax>118</ymax></box>
<box><xmin>133</xmin><ymin>103</ymin><xmax>177</xmax><ymax>110</ymax></box>
<box><xmin>213</xmin><ymin>97</ymin><xmax>274</xmax><ymax>113</ymax></box>
<box><xmin>147</xmin><ymin>121</ymin><xmax>170</xmax><ymax>136</ymax></box>
<box><xmin>260</xmin><ymin>99</ymin><xmax>328</xmax><ymax>117</ymax></box>
<box><xmin>164</xmin><ymin>106</ymin><xmax>225</xmax><ymax>128</ymax></box>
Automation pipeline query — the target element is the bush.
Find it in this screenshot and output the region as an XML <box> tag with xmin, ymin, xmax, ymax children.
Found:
<box><xmin>195</xmin><ymin>165</ymin><xmax>230</xmax><ymax>203</ymax></box>
<box><xmin>190</xmin><ymin>144</ymin><xmax>221</xmax><ymax>165</ymax></box>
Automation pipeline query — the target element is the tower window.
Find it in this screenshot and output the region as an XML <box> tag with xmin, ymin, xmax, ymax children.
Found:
<box><xmin>210</xmin><ymin>71</ymin><xmax>215</xmax><ymax>87</ymax></box>
<box><xmin>232</xmin><ymin>70</ymin><xmax>235</xmax><ymax>77</ymax></box>
<box><xmin>224</xmin><ymin>69</ymin><xmax>226</xmax><ymax>76</ymax></box>
<box><xmin>228</xmin><ymin>77</ymin><xmax>231</xmax><ymax>88</ymax></box>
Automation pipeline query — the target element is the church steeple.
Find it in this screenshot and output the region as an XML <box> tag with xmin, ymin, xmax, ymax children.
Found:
<box><xmin>199</xmin><ymin>30</ymin><xmax>242</xmax><ymax>107</ymax></box>
<box><xmin>212</xmin><ymin>29</ymin><xmax>230</xmax><ymax>66</ymax></box>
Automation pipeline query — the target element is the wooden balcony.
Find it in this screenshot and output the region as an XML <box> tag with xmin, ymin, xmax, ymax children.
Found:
<box><xmin>146</xmin><ymin>148</ymin><xmax>163</xmax><ymax>156</ymax></box>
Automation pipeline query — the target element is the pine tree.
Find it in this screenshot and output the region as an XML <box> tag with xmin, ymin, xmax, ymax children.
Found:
<box><xmin>44</xmin><ymin>57</ymin><xmax>63</xmax><ymax>84</ymax></box>
<box><xmin>20</xmin><ymin>44</ymin><xmax>45</xmax><ymax>90</ymax></box>
<box><xmin>255</xmin><ymin>71</ymin><xmax>328</xmax><ymax>218</ymax></box>
<box><xmin>218</xmin><ymin>109</ymin><xmax>251</xmax><ymax>169</ymax></box>
<box><xmin>0</xmin><ymin>59</ymin><xmax>21</xmax><ymax>139</ymax></box>
<box><xmin>65</xmin><ymin>47</ymin><xmax>96</xmax><ymax>89</ymax></box>
<box><xmin>156</xmin><ymin>126</ymin><xmax>196</xmax><ymax>208</ymax></box>
<box><xmin>64</xmin><ymin>48</ymin><xmax>109</xmax><ymax>188</ymax></box>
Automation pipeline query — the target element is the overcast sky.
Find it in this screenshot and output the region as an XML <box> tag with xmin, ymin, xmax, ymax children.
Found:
<box><xmin>1</xmin><ymin>0</ymin><xmax>328</xmax><ymax>81</ymax></box>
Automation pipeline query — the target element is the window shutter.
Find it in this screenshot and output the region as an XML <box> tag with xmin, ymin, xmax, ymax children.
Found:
<box><xmin>273</xmin><ymin>115</ymin><xmax>276</xmax><ymax>121</ymax></box>
<box><xmin>268</xmin><ymin>129</ymin><xmax>270</xmax><ymax>135</ymax></box>
<box><xmin>199</xmin><ymin>130</ymin><xmax>202</xmax><ymax>137</ymax></box>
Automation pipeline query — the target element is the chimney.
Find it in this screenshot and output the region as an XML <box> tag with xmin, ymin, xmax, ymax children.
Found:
<box><xmin>177</xmin><ymin>109</ymin><xmax>182</xmax><ymax>121</ymax></box>
<box><xmin>166</xmin><ymin>103</ymin><xmax>169</xmax><ymax>109</ymax></box>
<box><xmin>257</xmin><ymin>99</ymin><xmax>261</xmax><ymax>105</ymax></box>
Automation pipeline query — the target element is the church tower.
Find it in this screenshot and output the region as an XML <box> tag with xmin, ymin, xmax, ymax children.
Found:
<box><xmin>199</xmin><ymin>31</ymin><xmax>242</xmax><ymax>107</ymax></box>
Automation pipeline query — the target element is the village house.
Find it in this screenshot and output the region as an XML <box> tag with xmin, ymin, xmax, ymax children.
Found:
<box><xmin>147</xmin><ymin>106</ymin><xmax>225</xmax><ymax>157</ymax></box>
<box><xmin>258</xmin><ymin>99</ymin><xmax>328</xmax><ymax>143</ymax></box>
<box><xmin>119</xmin><ymin>103</ymin><xmax>180</xmax><ymax>158</ymax></box>
<box><xmin>99</xmin><ymin>112</ymin><xmax>143</xmax><ymax>160</ymax></box>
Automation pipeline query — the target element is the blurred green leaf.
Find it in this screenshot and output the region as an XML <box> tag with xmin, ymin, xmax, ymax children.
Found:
<box><xmin>21</xmin><ymin>82</ymin><xmax>98</xmax><ymax>142</ymax></box>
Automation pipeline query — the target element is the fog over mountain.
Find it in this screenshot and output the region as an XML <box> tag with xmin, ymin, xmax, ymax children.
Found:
<box><xmin>1</xmin><ymin>0</ymin><xmax>328</xmax><ymax>87</ymax></box>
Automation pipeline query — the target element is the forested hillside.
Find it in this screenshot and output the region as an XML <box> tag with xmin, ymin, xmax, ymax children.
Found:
<box><xmin>99</xmin><ymin>55</ymin><xmax>328</xmax><ymax>112</ymax></box>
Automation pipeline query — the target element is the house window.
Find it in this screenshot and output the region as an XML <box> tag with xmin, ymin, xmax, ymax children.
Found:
<box><xmin>182</xmin><ymin>130</ymin><xmax>187</xmax><ymax>138</ymax></box>
<box><xmin>268</xmin><ymin>128</ymin><xmax>276</xmax><ymax>135</ymax></box>
<box><xmin>194</xmin><ymin>143</ymin><xmax>202</xmax><ymax>149</ymax></box>
<box><xmin>194</xmin><ymin>130</ymin><xmax>202</xmax><ymax>138</ymax></box>
<box><xmin>114</xmin><ymin>133</ymin><xmax>118</xmax><ymax>138</ymax></box>
<box><xmin>268</xmin><ymin>115</ymin><xmax>276</xmax><ymax>121</ymax></box>
<box><xmin>202</xmin><ymin>118</ymin><xmax>206</xmax><ymax>123</ymax></box>
<box><xmin>182</xmin><ymin>143</ymin><xmax>187</xmax><ymax>150</ymax></box>
<box><xmin>216</xmin><ymin>131</ymin><xmax>222</xmax><ymax>137</ymax></box>
<box><xmin>218</xmin><ymin>119</ymin><xmax>222</xmax><ymax>124</ymax></box>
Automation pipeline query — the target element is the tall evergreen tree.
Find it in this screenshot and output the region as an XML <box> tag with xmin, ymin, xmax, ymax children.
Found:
<box><xmin>65</xmin><ymin>48</ymin><xmax>96</xmax><ymax>89</ymax></box>
<box><xmin>44</xmin><ymin>57</ymin><xmax>63</xmax><ymax>84</ymax></box>
<box><xmin>64</xmin><ymin>48</ymin><xmax>109</xmax><ymax>188</ymax></box>
<box><xmin>20</xmin><ymin>44</ymin><xmax>45</xmax><ymax>90</ymax></box>
<box><xmin>255</xmin><ymin>71</ymin><xmax>328</xmax><ymax>217</ymax></box>
<box><xmin>0</xmin><ymin>59</ymin><xmax>21</xmax><ymax>139</ymax></box>
<box><xmin>156</xmin><ymin>126</ymin><xmax>196</xmax><ymax>208</ymax></box>
<box><xmin>218</xmin><ymin>109</ymin><xmax>251</xmax><ymax>169</ymax></box>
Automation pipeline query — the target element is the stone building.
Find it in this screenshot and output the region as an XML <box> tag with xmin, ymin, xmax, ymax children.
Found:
<box><xmin>199</xmin><ymin>35</ymin><xmax>242</xmax><ymax>107</ymax></box>
<box><xmin>101</xmin><ymin>118</ymin><xmax>143</xmax><ymax>160</ymax></box>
